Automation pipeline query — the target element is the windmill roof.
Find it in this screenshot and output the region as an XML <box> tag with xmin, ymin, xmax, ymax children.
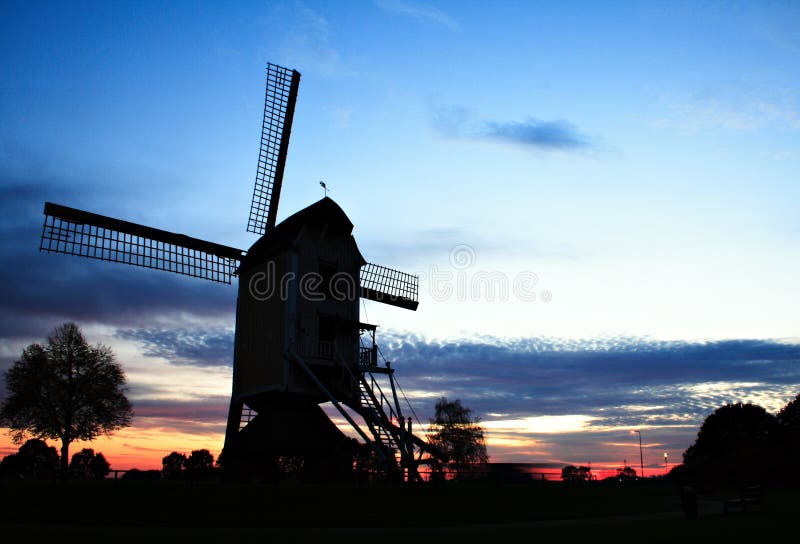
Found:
<box><xmin>239</xmin><ymin>197</ymin><xmax>364</xmax><ymax>272</ymax></box>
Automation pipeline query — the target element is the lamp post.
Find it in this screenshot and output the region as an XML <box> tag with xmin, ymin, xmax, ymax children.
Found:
<box><xmin>664</xmin><ymin>452</ymin><xmax>668</xmax><ymax>475</ymax></box>
<box><xmin>631</xmin><ymin>430</ymin><xmax>644</xmax><ymax>478</ymax></box>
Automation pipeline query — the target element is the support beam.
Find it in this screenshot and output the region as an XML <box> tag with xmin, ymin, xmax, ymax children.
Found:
<box><xmin>285</xmin><ymin>349</ymin><xmax>388</xmax><ymax>464</ymax></box>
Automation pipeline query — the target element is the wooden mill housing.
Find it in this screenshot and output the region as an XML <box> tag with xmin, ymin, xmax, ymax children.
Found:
<box><xmin>233</xmin><ymin>197</ymin><xmax>365</xmax><ymax>408</ymax></box>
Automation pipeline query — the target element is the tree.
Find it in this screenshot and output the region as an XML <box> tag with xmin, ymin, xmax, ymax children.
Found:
<box><xmin>777</xmin><ymin>392</ymin><xmax>800</xmax><ymax>482</ymax></box>
<box><xmin>69</xmin><ymin>448</ymin><xmax>110</xmax><ymax>479</ymax></box>
<box><xmin>428</xmin><ymin>398</ymin><xmax>488</xmax><ymax>478</ymax></box>
<box><xmin>185</xmin><ymin>449</ymin><xmax>214</xmax><ymax>480</ymax></box>
<box><xmin>162</xmin><ymin>451</ymin><xmax>187</xmax><ymax>479</ymax></box>
<box><xmin>777</xmin><ymin>392</ymin><xmax>800</xmax><ymax>431</ymax></box>
<box><xmin>616</xmin><ymin>466</ymin><xmax>637</xmax><ymax>481</ymax></box>
<box><xmin>352</xmin><ymin>441</ymin><xmax>381</xmax><ymax>481</ymax></box>
<box><xmin>0</xmin><ymin>322</ymin><xmax>133</xmax><ymax>473</ymax></box>
<box><xmin>682</xmin><ymin>402</ymin><xmax>778</xmax><ymax>484</ymax></box>
<box><xmin>0</xmin><ymin>439</ymin><xmax>60</xmax><ymax>480</ymax></box>
<box><xmin>562</xmin><ymin>464</ymin><xmax>591</xmax><ymax>482</ymax></box>
<box><xmin>162</xmin><ymin>449</ymin><xmax>215</xmax><ymax>480</ymax></box>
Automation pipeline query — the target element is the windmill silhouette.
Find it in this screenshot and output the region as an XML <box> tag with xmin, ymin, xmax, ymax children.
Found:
<box><xmin>39</xmin><ymin>63</ymin><xmax>444</xmax><ymax>481</ymax></box>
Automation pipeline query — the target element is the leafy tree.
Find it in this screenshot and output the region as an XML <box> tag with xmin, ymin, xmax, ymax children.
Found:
<box><xmin>185</xmin><ymin>449</ymin><xmax>214</xmax><ymax>479</ymax></box>
<box><xmin>777</xmin><ymin>392</ymin><xmax>800</xmax><ymax>481</ymax></box>
<box><xmin>682</xmin><ymin>402</ymin><xmax>778</xmax><ymax>484</ymax></box>
<box><xmin>69</xmin><ymin>448</ymin><xmax>110</xmax><ymax>479</ymax></box>
<box><xmin>162</xmin><ymin>449</ymin><xmax>215</xmax><ymax>480</ymax></box>
<box><xmin>162</xmin><ymin>451</ymin><xmax>187</xmax><ymax>479</ymax></box>
<box><xmin>0</xmin><ymin>439</ymin><xmax>60</xmax><ymax>480</ymax></box>
<box><xmin>0</xmin><ymin>322</ymin><xmax>133</xmax><ymax>473</ymax></box>
<box><xmin>562</xmin><ymin>464</ymin><xmax>591</xmax><ymax>482</ymax></box>
<box><xmin>428</xmin><ymin>398</ymin><xmax>488</xmax><ymax>478</ymax></box>
<box><xmin>616</xmin><ymin>466</ymin><xmax>637</xmax><ymax>481</ymax></box>
<box><xmin>352</xmin><ymin>442</ymin><xmax>381</xmax><ymax>481</ymax></box>
<box><xmin>777</xmin><ymin>392</ymin><xmax>800</xmax><ymax>431</ymax></box>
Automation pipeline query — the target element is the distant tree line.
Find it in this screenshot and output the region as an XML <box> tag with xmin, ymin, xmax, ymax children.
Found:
<box><xmin>561</xmin><ymin>465</ymin><xmax>592</xmax><ymax>482</ymax></box>
<box><xmin>161</xmin><ymin>449</ymin><xmax>216</xmax><ymax>480</ymax></box>
<box><xmin>0</xmin><ymin>439</ymin><xmax>110</xmax><ymax>481</ymax></box>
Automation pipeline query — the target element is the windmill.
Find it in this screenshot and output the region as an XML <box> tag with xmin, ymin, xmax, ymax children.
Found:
<box><xmin>39</xmin><ymin>63</ymin><xmax>444</xmax><ymax>481</ymax></box>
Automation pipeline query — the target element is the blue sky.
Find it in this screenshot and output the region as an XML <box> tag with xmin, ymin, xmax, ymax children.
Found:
<box><xmin>1</xmin><ymin>1</ymin><xmax>799</xmax><ymax>470</ymax></box>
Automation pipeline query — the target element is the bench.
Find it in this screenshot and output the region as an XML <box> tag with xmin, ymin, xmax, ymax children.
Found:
<box><xmin>723</xmin><ymin>485</ymin><xmax>764</xmax><ymax>514</ymax></box>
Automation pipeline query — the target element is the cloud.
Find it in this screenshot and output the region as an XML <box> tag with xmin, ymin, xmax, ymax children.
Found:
<box><xmin>132</xmin><ymin>398</ymin><xmax>229</xmax><ymax>431</ymax></box>
<box><xmin>117</xmin><ymin>327</ymin><xmax>234</xmax><ymax>367</ymax></box>
<box><xmin>372</xmin><ymin>333</ymin><xmax>800</xmax><ymax>464</ymax></box>
<box><xmin>481</xmin><ymin>119</ymin><xmax>589</xmax><ymax>149</ymax></box>
<box><xmin>380</xmin><ymin>332</ymin><xmax>800</xmax><ymax>424</ymax></box>
<box><xmin>375</xmin><ymin>0</ymin><xmax>460</xmax><ymax>31</ymax></box>
<box><xmin>433</xmin><ymin>106</ymin><xmax>592</xmax><ymax>151</ymax></box>
<box><xmin>276</xmin><ymin>3</ymin><xmax>351</xmax><ymax>77</ymax></box>
<box><xmin>654</xmin><ymin>86</ymin><xmax>800</xmax><ymax>132</ymax></box>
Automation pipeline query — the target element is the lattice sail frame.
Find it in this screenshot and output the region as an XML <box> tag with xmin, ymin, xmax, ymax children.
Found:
<box><xmin>41</xmin><ymin>203</ymin><xmax>243</xmax><ymax>284</ymax></box>
<box><xmin>360</xmin><ymin>263</ymin><xmax>419</xmax><ymax>311</ymax></box>
<box><xmin>247</xmin><ymin>63</ymin><xmax>301</xmax><ymax>235</ymax></box>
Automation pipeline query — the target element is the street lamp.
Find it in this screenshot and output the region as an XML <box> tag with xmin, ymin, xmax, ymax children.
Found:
<box><xmin>664</xmin><ymin>452</ymin><xmax>669</xmax><ymax>474</ymax></box>
<box><xmin>630</xmin><ymin>430</ymin><xmax>644</xmax><ymax>478</ymax></box>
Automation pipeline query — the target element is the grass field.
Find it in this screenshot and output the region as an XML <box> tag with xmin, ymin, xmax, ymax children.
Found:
<box><xmin>0</xmin><ymin>479</ymin><xmax>793</xmax><ymax>542</ymax></box>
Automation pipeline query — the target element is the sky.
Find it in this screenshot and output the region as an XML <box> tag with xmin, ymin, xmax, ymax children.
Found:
<box><xmin>1</xmin><ymin>0</ymin><xmax>799</xmax><ymax>475</ymax></box>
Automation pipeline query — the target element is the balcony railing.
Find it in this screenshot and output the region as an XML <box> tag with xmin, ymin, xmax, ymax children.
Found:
<box><xmin>359</xmin><ymin>345</ymin><xmax>377</xmax><ymax>370</ymax></box>
<box><xmin>318</xmin><ymin>340</ymin><xmax>335</xmax><ymax>359</ymax></box>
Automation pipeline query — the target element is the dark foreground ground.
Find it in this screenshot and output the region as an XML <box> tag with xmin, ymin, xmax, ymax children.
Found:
<box><xmin>0</xmin><ymin>479</ymin><xmax>794</xmax><ymax>542</ymax></box>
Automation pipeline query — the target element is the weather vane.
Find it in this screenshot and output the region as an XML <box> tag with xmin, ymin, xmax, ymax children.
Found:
<box><xmin>320</xmin><ymin>180</ymin><xmax>328</xmax><ymax>197</ymax></box>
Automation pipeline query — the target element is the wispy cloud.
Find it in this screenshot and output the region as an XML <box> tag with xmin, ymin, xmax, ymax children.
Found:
<box><xmin>433</xmin><ymin>106</ymin><xmax>592</xmax><ymax>151</ymax></box>
<box><xmin>278</xmin><ymin>3</ymin><xmax>351</xmax><ymax>76</ymax></box>
<box><xmin>117</xmin><ymin>328</ymin><xmax>234</xmax><ymax>367</ymax></box>
<box><xmin>375</xmin><ymin>0</ymin><xmax>460</xmax><ymax>31</ymax></box>
<box><xmin>654</xmin><ymin>86</ymin><xmax>800</xmax><ymax>131</ymax></box>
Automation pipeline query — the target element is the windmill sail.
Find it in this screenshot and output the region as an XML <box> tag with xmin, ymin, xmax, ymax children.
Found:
<box><xmin>360</xmin><ymin>263</ymin><xmax>419</xmax><ymax>311</ymax></box>
<box><xmin>247</xmin><ymin>63</ymin><xmax>301</xmax><ymax>235</ymax></box>
<box><xmin>41</xmin><ymin>202</ymin><xmax>244</xmax><ymax>284</ymax></box>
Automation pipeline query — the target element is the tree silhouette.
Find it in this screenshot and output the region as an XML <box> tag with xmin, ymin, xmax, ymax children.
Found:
<box><xmin>616</xmin><ymin>466</ymin><xmax>637</xmax><ymax>481</ymax></box>
<box><xmin>0</xmin><ymin>439</ymin><xmax>60</xmax><ymax>480</ymax></box>
<box><xmin>682</xmin><ymin>402</ymin><xmax>778</xmax><ymax>484</ymax></box>
<box><xmin>428</xmin><ymin>398</ymin><xmax>488</xmax><ymax>478</ymax></box>
<box><xmin>69</xmin><ymin>448</ymin><xmax>110</xmax><ymax>479</ymax></box>
<box><xmin>162</xmin><ymin>449</ymin><xmax>215</xmax><ymax>480</ymax></box>
<box><xmin>185</xmin><ymin>449</ymin><xmax>214</xmax><ymax>480</ymax></box>
<box><xmin>162</xmin><ymin>451</ymin><xmax>187</xmax><ymax>479</ymax></box>
<box><xmin>122</xmin><ymin>468</ymin><xmax>161</xmax><ymax>481</ymax></box>
<box><xmin>777</xmin><ymin>392</ymin><xmax>800</xmax><ymax>431</ymax></box>
<box><xmin>562</xmin><ymin>465</ymin><xmax>591</xmax><ymax>482</ymax></box>
<box><xmin>353</xmin><ymin>441</ymin><xmax>381</xmax><ymax>481</ymax></box>
<box><xmin>777</xmin><ymin>392</ymin><xmax>800</xmax><ymax>481</ymax></box>
<box><xmin>0</xmin><ymin>322</ymin><xmax>133</xmax><ymax>473</ymax></box>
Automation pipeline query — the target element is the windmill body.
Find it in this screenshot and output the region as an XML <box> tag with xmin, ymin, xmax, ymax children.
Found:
<box><xmin>234</xmin><ymin>197</ymin><xmax>364</xmax><ymax>406</ymax></box>
<box><xmin>225</xmin><ymin>197</ymin><xmax>376</xmax><ymax>479</ymax></box>
<box><xmin>38</xmin><ymin>62</ymin><xmax>443</xmax><ymax>481</ymax></box>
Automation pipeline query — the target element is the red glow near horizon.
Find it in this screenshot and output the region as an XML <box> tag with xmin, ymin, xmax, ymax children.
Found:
<box><xmin>0</xmin><ymin>428</ymin><xmax>674</xmax><ymax>479</ymax></box>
